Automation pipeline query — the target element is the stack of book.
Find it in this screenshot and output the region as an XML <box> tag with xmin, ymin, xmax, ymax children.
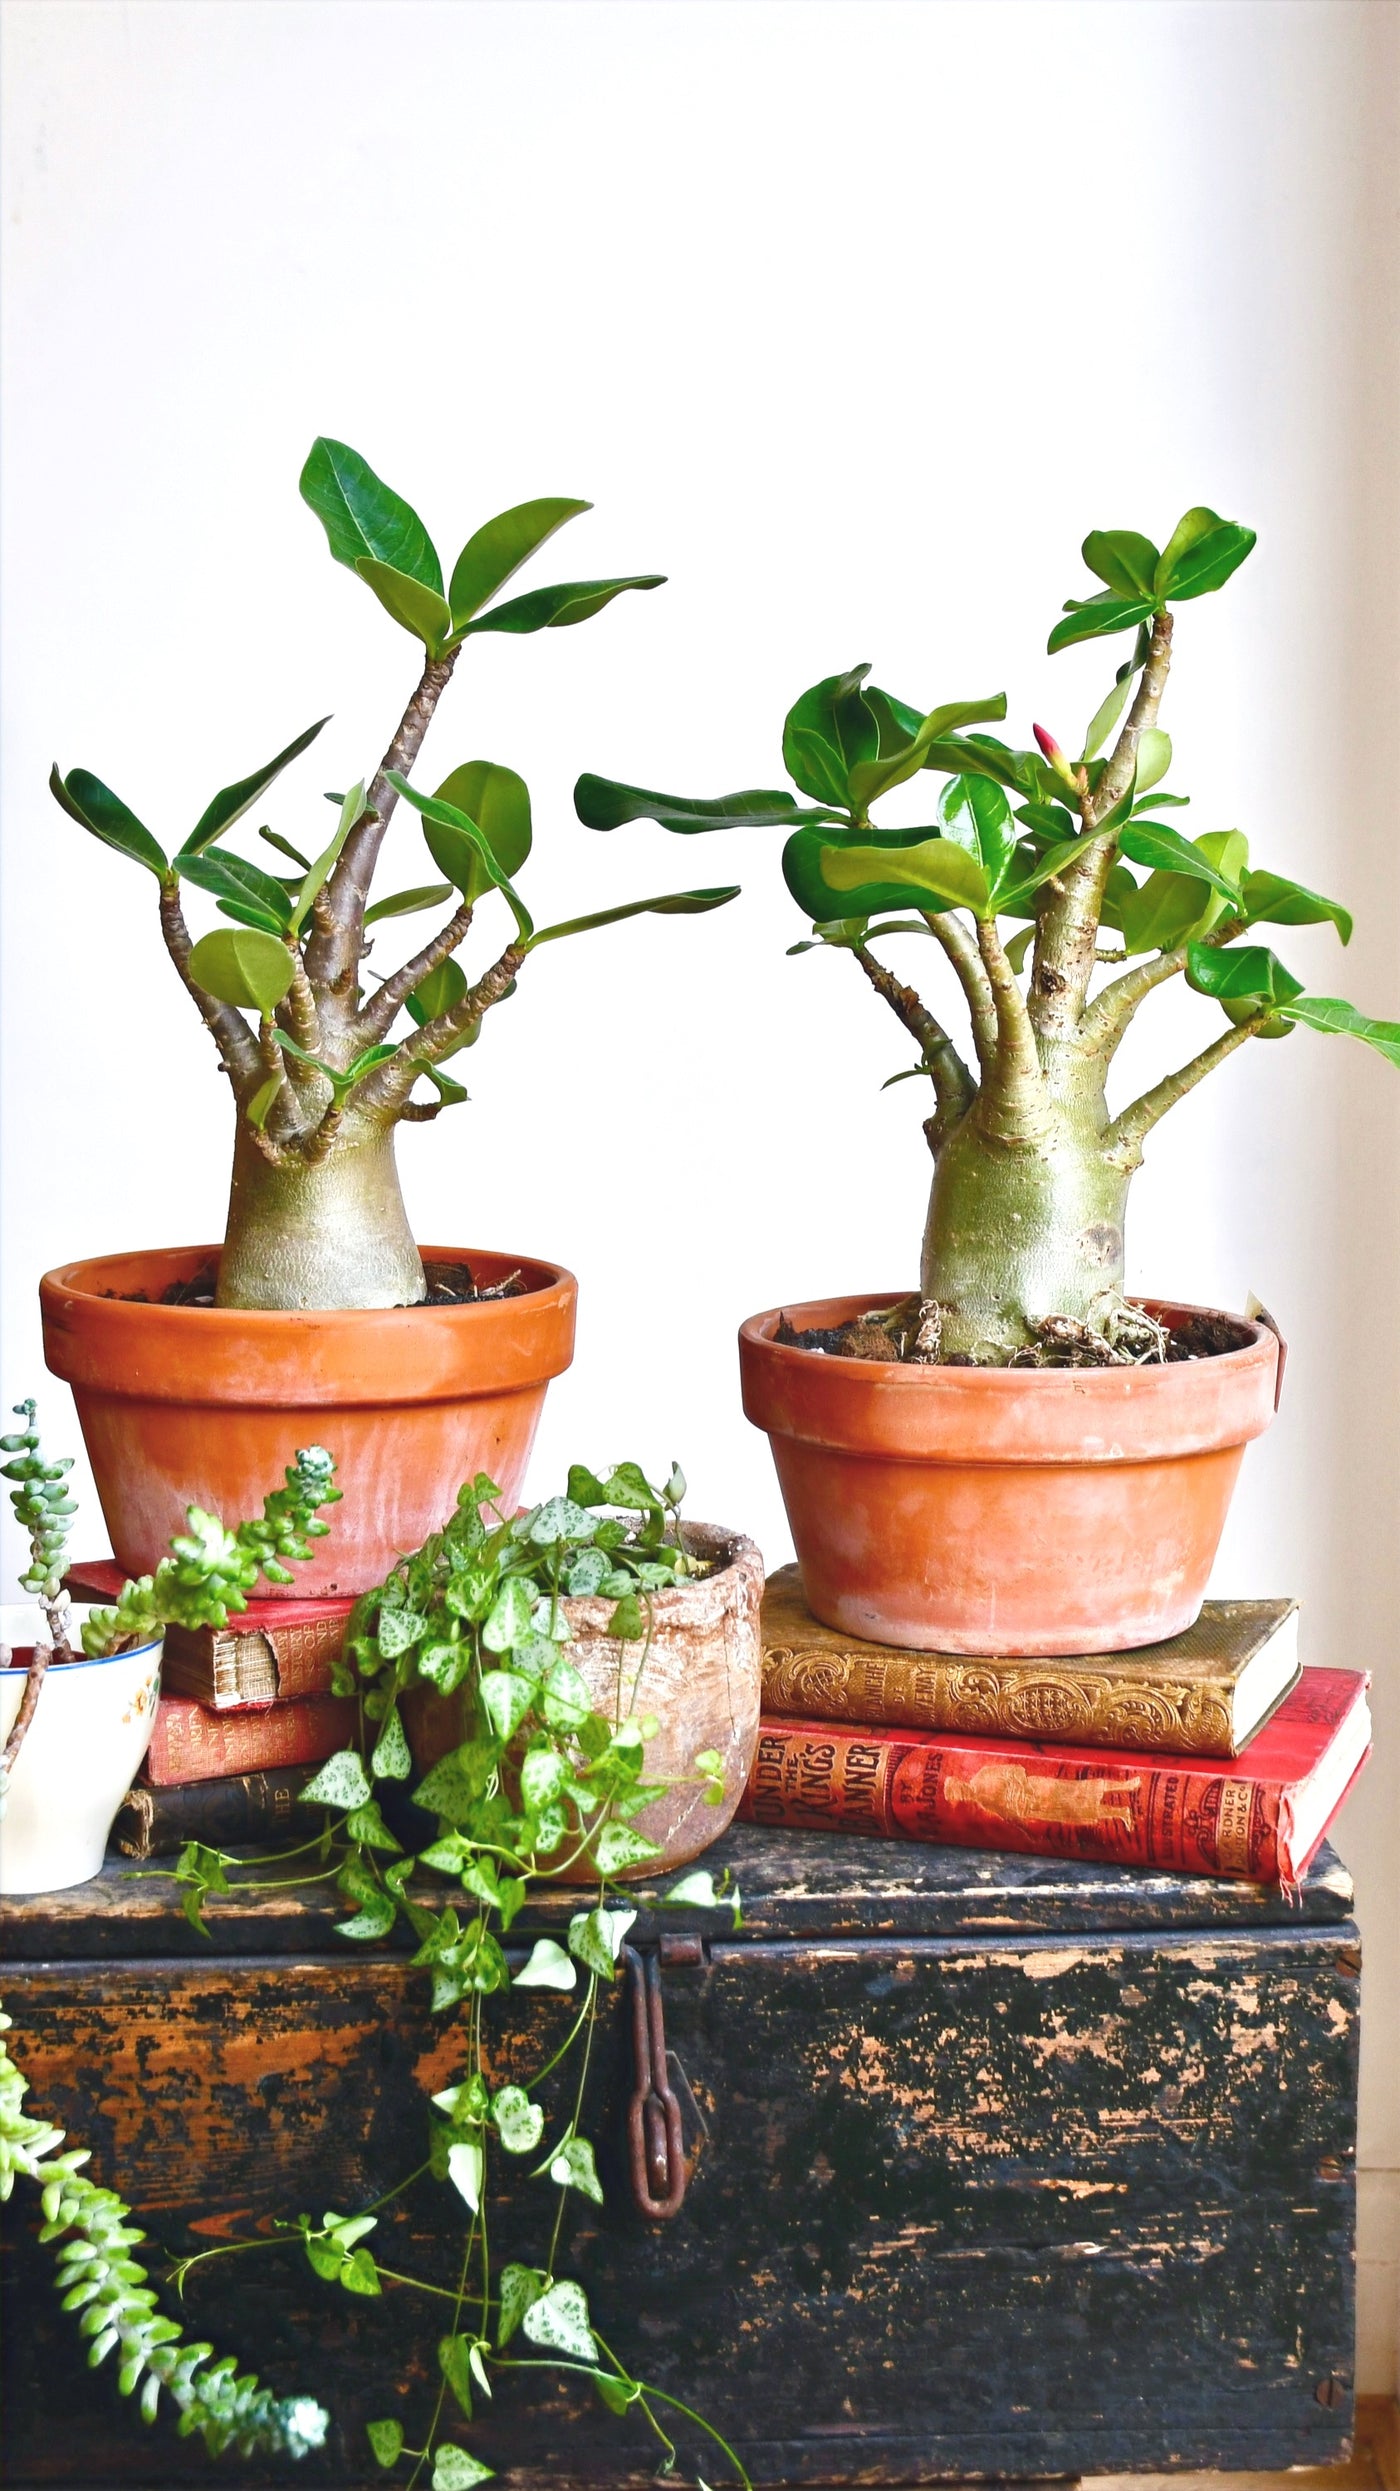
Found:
<box><xmin>67</xmin><ymin>1560</ymin><xmax>357</xmax><ymax>1859</ymax></box>
<box><xmin>738</xmin><ymin>1568</ymin><xmax>1371</xmax><ymax>1885</ymax></box>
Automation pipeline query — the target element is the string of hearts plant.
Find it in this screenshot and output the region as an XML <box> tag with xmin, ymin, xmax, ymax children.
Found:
<box><xmin>162</xmin><ymin>1459</ymin><xmax>749</xmax><ymax>2491</ymax></box>
<box><xmin>577</xmin><ymin>507</ymin><xmax>1400</xmax><ymax>1360</ymax></box>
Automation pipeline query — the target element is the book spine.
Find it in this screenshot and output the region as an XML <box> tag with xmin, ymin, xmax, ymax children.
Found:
<box><xmin>760</xmin><ymin>1648</ymin><xmax>1240</xmax><ymax>1755</ymax></box>
<box><xmin>738</xmin><ymin>1721</ymin><xmax>1284</xmax><ymax>1880</ymax></box>
<box><xmin>162</xmin><ymin>1611</ymin><xmax>348</xmax><ymax>1707</ymax></box>
<box><xmin>115</xmin><ymin>1771</ymin><xmax>322</xmax><ymax>1858</ymax></box>
<box><xmin>144</xmin><ymin>1694</ymin><xmax>357</xmax><ymax>1786</ymax></box>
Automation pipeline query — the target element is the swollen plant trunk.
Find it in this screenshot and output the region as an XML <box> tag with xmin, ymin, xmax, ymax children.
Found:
<box><xmin>919</xmin><ymin>1084</ymin><xmax>1133</xmax><ymax>1360</ymax></box>
<box><xmin>218</xmin><ymin>1118</ymin><xmax>426</xmax><ymax>1311</ymax></box>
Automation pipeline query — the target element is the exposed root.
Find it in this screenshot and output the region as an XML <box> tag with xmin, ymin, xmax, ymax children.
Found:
<box><xmin>776</xmin><ymin>1295</ymin><xmax>1244</xmax><ymax>1369</ymax></box>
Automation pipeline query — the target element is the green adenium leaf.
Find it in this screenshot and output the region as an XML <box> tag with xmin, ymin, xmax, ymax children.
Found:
<box><xmin>459</xmin><ymin>575</ymin><xmax>664</xmax><ymax>637</ymax></box>
<box><xmin>1081</xmin><ymin>529</ymin><xmax>1161</xmax><ymax>599</ymax></box>
<box><xmin>1048</xmin><ymin>590</ymin><xmax>1156</xmax><ymax>656</ymax></box>
<box><xmin>49</xmin><ymin>767</ymin><xmax>168</xmax><ymax>876</ymax></box>
<box><xmin>300</xmin><ymin>437</ymin><xmax>443</xmax><ymax>592</ymax></box>
<box><xmin>1241</xmin><ymin>869</ymin><xmax>1352</xmax><ymax>942</ymax></box>
<box><xmin>187</xmin><ymin>928</ymin><xmax>296</xmax><ymax>1017</ymax></box>
<box><xmin>183</xmin><ymin>719</ymin><xmax>329</xmax><ymax>854</ymax></box>
<box><xmin>448</xmin><ymin>497</ymin><xmax>591</xmax><ymax>625</ymax></box>
<box><xmin>1185</xmin><ymin>941</ymin><xmax>1302</xmax><ymax>1010</ymax></box>
<box><xmin>574</xmin><ymin>776</ymin><xmax>818</xmax><ymax>835</ymax></box>
<box><xmin>1155</xmin><ymin>507</ymin><xmax>1256</xmax><ymax>600</ymax></box>
<box><xmin>1276</xmin><ymin>995</ymin><xmax>1400</xmax><ymax>1067</ymax></box>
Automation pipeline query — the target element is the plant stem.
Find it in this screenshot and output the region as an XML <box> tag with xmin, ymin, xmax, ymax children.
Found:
<box><xmin>1105</xmin><ymin>1016</ymin><xmax>1261</xmax><ymax>1158</ymax></box>
<box><xmin>355</xmin><ymin>943</ymin><xmax>525</xmax><ymax>1118</ymax></box>
<box><xmin>157</xmin><ymin>877</ymin><xmax>264</xmax><ymax>1093</ymax></box>
<box><xmin>852</xmin><ymin>944</ymin><xmax>975</xmax><ymax>1133</ymax></box>
<box><xmin>920</xmin><ymin>911</ymin><xmax>998</xmax><ymax>1066</ymax></box>
<box><xmin>1030</xmin><ymin>613</ymin><xmax>1174</xmax><ymax>1043</ymax></box>
<box><xmin>305</xmin><ymin>652</ymin><xmax>460</xmax><ymax>1004</ymax></box>
<box><xmin>355</xmin><ymin>899</ymin><xmax>476</xmax><ymax>1046</ymax></box>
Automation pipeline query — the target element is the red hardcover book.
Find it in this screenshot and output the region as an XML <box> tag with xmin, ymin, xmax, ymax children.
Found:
<box><xmin>143</xmin><ymin>1693</ymin><xmax>358</xmax><ymax>1787</ymax></box>
<box><xmin>64</xmin><ymin>1558</ymin><xmax>354</xmax><ymax>1708</ymax></box>
<box><xmin>738</xmin><ymin>1666</ymin><xmax>1371</xmax><ymax>1884</ymax></box>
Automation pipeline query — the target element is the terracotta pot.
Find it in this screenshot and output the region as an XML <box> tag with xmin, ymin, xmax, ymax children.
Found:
<box><xmin>40</xmin><ymin>1246</ymin><xmax>577</xmax><ymax>1598</ymax></box>
<box><xmin>404</xmin><ymin>1524</ymin><xmax>765</xmax><ymax>1878</ymax></box>
<box><xmin>0</xmin><ymin>1607</ymin><xmax>162</xmax><ymax>1895</ymax></box>
<box><xmin>739</xmin><ymin>1295</ymin><xmax>1280</xmax><ymax>1656</ymax></box>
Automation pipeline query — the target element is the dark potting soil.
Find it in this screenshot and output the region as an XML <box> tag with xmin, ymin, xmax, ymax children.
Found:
<box><xmin>775</xmin><ymin>1299</ymin><xmax>1257</xmax><ymax>1370</ymax></box>
<box><xmin>107</xmin><ymin>1260</ymin><xmax>528</xmax><ymax>1310</ymax></box>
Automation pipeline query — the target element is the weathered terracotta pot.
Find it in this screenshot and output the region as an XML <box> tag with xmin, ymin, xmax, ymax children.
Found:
<box><xmin>740</xmin><ymin>1295</ymin><xmax>1280</xmax><ymax>1657</ymax></box>
<box><xmin>405</xmin><ymin>1524</ymin><xmax>765</xmax><ymax>1878</ymax></box>
<box><xmin>40</xmin><ymin>1245</ymin><xmax>576</xmax><ymax>1598</ymax></box>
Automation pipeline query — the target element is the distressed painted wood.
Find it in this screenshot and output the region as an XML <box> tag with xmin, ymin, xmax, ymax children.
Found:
<box><xmin>0</xmin><ymin>1824</ymin><xmax>1355</xmax><ymax>1958</ymax></box>
<box><xmin>1</xmin><ymin>1835</ymin><xmax>1359</xmax><ymax>2488</ymax></box>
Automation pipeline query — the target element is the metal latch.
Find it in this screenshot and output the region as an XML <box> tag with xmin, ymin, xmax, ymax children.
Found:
<box><xmin>623</xmin><ymin>1935</ymin><xmax>704</xmax><ymax>2221</ymax></box>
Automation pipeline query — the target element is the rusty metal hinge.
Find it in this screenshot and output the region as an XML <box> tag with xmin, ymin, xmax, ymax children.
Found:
<box><xmin>623</xmin><ymin>1938</ymin><xmax>704</xmax><ymax>2220</ymax></box>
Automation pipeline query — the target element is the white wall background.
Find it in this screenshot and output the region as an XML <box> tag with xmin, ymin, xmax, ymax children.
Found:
<box><xmin>3</xmin><ymin>0</ymin><xmax>1397</xmax><ymax>2395</ymax></box>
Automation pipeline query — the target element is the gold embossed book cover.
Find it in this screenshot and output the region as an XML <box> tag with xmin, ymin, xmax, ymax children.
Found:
<box><xmin>760</xmin><ymin>1567</ymin><xmax>1300</xmax><ymax>1758</ymax></box>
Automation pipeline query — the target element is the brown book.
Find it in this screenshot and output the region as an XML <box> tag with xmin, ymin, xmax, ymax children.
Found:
<box><xmin>144</xmin><ymin>1692</ymin><xmax>357</xmax><ymax>1786</ymax></box>
<box><xmin>115</xmin><ymin>1769</ymin><xmax>324</xmax><ymax>1857</ymax></box>
<box><xmin>761</xmin><ymin>1568</ymin><xmax>1300</xmax><ymax>1758</ymax></box>
<box><xmin>738</xmin><ymin>1668</ymin><xmax>1372</xmax><ymax>1885</ymax></box>
<box><xmin>65</xmin><ymin>1559</ymin><xmax>353</xmax><ymax>1708</ymax></box>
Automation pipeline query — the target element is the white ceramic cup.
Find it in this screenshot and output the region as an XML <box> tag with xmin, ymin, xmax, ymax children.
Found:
<box><xmin>0</xmin><ymin>1603</ymin><xmax>162</xmax><ymax>1895</ymax></box>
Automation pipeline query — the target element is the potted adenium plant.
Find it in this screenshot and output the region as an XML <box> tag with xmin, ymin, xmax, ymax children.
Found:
<box><xmin>40</xmin><ymin>444</ymin><xmax>735</xmax><ymax>1593</ymax></box>
<box><xmin>577</xmin><ymin>509</ymin><xmax>1400</xmax><ymax>1653</ymax></box>
<box><xmin>0</xmin><ymin>1401</ymin><xmax>337</xmax><ymax>1892</ymax></box>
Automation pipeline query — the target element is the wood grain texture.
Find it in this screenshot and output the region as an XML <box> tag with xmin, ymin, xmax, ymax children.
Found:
<box><xmin>2</xmin><ymin>1896</ymin><xmax>1359</xmax><ymax>2485</ymax></box>
<box><xmin>0</xmin><ymin>1830</ymin><xmax>1355</xmax><ymax>1960</ymax></box>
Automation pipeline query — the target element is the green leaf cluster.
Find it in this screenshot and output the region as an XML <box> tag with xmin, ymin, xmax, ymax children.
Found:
<box><xmin>299</xmin><ymin>439</ymin><xmax>664</xmax><ymax>662</ymax></box>
<box><xmin>0</xmin><ymin>1401</ymin><xmax>77</xmax><ymax>1601</ymax></box>
<box><xmin>1047</xmin><ymin>507</ymin><xmax>1257</xmax><ymax>651</ymax></box>
<box><xmin>148</xmin><ymin>1453</ymin><xmax>747</xmax><ymax>2491</ymax></box>
<box><xmin>77</xmin><ymin>1445</ymin><xmax>341</xmax><ymax>1657</ymax></box>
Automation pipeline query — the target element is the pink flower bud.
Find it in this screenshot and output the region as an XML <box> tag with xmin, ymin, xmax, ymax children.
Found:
<box><xmin>1033</xmin><ymin>724</ymin><xmax>1079</xmax><ymax>789</ymax></box>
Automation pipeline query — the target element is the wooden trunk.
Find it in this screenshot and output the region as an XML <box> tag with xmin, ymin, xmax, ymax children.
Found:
<box><xmin>1</xmin><ymin>1827</ymin><xmax>1359</xmax><ymax>2486</ymax></box>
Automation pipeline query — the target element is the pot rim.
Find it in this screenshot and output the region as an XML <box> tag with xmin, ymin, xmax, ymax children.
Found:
<box><xmin>40</xmin><ymin>1244</ymin><xmax>576</xmax><ymax>1326</ymax></box>
<box><xmin>740</xmin><ymin>1292</ymin><xmax>1272</xmax><ymax>1387</ymax></box>
<box><xmin>0</xmin><ymin>1603</ymin><xmax>161</xmax><ymax>1675</ymax></box>
<box><xmin>739</xmin><ymin>1295</ymin><xmax>1281</xmax><ymax>1465</ymax></box>
<box><xmin>558</xmin><ymin>1522</ymin><xmax>763</xmax><ymax>1631</ymax></box>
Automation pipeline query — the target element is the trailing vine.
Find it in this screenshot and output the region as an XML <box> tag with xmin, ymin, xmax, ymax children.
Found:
<box><xmin>160</xmin><ymin>1461</ymin><xmax>749</xmax><ymax>2491</ymax></box>
<box><xmin>0</xmin><ymin>2010</ymin><xmax>328</xmax><ymax>2462</ymax></box>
